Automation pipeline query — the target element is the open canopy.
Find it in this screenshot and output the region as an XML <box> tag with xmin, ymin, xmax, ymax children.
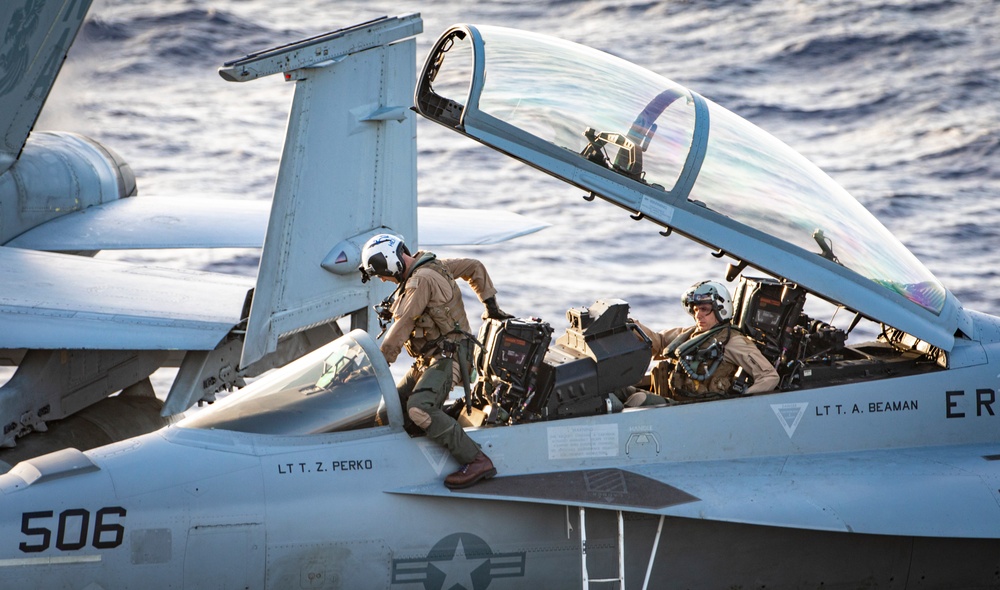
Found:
<box><xmin>415</xmin><ymin>25</ymin><xmax>969</xmax><ymax>352</ymax></box>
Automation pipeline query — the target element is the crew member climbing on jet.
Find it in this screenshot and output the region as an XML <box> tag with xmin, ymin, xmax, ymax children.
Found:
<box><xmin>627</xmin><ymin>280</ymin><xmax>778</xmax><ymax>405</ymax></box>
<box><xmin>359</xmin><ymin>233</ymin><xmax>512</xmax><ymax>488</ymax></box>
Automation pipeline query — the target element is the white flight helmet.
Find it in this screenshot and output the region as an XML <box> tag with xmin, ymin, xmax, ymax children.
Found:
<box><xmin>359</xmin><ymin>233</ymin><xmax>409</xmax><ymax>282</ymax></box>
<box><xmin>682</xmin><ymin>280</ymin><xmax>733</xmax><ymax>323</ymax></box>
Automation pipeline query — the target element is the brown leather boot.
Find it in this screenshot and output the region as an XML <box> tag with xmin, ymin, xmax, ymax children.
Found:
<box><xmin>444</xmin><ymin>451</ymin><xmax>497</xmax><ymax>489</ymax></box>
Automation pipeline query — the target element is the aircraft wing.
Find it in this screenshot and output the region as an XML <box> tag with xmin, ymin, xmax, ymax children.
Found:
<box><xmin>0</xmin><ymin>247</ymin><xmax>250</xmax><ymax>350</ymax></box>
<box><xmin>5</xmin><ymin>198</ymin><xmax>548</xmax><ymax>251</ymax></box>
<box><xmin>5</xmin><ymin>197</ymin><xmax>270</xmax><ymax>251</ymax></box>
<box><xmin>392</xmin><ymin>443</ymin><xmax>1000</xmax><ymax>539</ymax></box>
<box><xmin>416</xmin><ymin>207</ymin><xmax>549</xmax><ymax>246</ymax></box>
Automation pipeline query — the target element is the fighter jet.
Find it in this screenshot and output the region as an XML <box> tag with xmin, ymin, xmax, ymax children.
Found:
<box><xmin>2</xmin><ymin>18</ymin><xmax>999</xmax><ymax>590</ymax></box>
<box><xmin>0</xmin><ymin>3</ymin><xmax>545</xmax><ymax>459</ymax></box>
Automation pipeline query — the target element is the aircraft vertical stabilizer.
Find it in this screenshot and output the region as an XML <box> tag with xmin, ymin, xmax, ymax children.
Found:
<box><xmin>219</xmin><ymin>15</ymin><xmax>423</xmax><ymax>369</ymax></box>
<box><xmin>0</xmin><ymin>0</ymin><xmax>92</xmax><ymax>175</ymax></box>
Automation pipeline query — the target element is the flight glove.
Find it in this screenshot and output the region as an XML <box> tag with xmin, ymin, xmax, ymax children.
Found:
<box><xmin>482</xmin><ymin>297</ymin><xmax>514</xmax><ymax>320</ymax></box>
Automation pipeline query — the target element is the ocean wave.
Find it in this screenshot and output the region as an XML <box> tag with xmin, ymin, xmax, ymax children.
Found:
<box><xmin>736</xmin><ymin>90</ymin><xmax>901</xmax><ymax>125</ymax></box>
<box><xmin>771</xmin><ymin>29</ymin><xmax>963</xmax><ymax>70</ymax></box>
<box><xmin>913</xmin><ymin>130</ymin><xmax>1000</xmax><ymax>181</ymax></box>
<box><xmin>80</xmin><ymin>8</ymin><xmax>293</xmax><ymax>69</ymax></box>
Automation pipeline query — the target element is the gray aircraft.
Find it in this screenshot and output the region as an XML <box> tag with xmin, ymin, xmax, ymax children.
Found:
<box><xmin>2</xmin><ymin>15</ymin><xmax>999</xmax><ymax>590</ymax></box>
<box><xmin>0</xmin><ymin>2</ymin><xmax>544</xmax><ymax>461</ymax></box>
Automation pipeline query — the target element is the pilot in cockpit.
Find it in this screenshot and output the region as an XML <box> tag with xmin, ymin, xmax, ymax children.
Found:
<box><xmin>626</xmin><ymin>280</ymin><xmax>779</xmax><ymax>406</ymax></box>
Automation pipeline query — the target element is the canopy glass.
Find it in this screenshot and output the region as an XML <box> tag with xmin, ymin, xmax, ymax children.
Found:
<box><xmin>421</xmin><ymin>25</ymin><xmax>945</xmax><ymax>315</ymax></box>
<box><xmin>182</xmin><ymin>331</ymin><xmax>390</xmax><ymax>435</ymax></box>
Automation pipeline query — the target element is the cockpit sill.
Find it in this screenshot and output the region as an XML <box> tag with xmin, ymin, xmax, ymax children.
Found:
<box><xmin>174</xmin><ymin>303</ymin><xmax>953</xmax><ymax>445</ymax></box>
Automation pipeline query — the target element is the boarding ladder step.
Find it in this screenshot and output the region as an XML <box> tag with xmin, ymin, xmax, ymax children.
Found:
<box><xmin>579</xmin><ymin>507</ymin><xmax>625</xmax><ymax>589</ymax></box>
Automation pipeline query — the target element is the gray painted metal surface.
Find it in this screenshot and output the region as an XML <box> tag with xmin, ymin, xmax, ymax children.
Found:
<box><xmin>0</xmin><ymin>247</ymin><xmax>251</xmax><ymax>350</ymax></box>
<box><xmin>237</xmin><ymin>16</ymin><xmax>423</xmax><ymax>368</ymax></box>
<box><xmin>6</xmin><ymin>200</ymin><xmax>547</xmax><ymax>251</ymax></box>
<box><xmin>218</xmin><ymin>14</ymin><xmax>423</xmax><ymax>83</ymax></box>
<box><xmin>0</xmin><ymin>0</ymin><xmax>93</xmax><ymax>175</ymax></box>
<box><xmin>6</xmin><ymin>197</ymin><xmax>271</xmax><ymax>251</ymax></box>
<box><xmin>0</xmin><ymin>330</ymin><xmax>998</xmax><ymax>588</ymax></box>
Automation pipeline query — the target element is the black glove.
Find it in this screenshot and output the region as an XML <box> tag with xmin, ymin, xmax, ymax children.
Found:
<box><xmin>482</xmin><ymin>296</ymin><xmax>514</xmax><ymax>320</ymax></box>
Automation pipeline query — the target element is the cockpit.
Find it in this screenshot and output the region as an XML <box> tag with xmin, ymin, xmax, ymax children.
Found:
<box><xmin>180</xmin><ymin>291</ymin><xmax>945</xmax><ymax>437</ymax></box>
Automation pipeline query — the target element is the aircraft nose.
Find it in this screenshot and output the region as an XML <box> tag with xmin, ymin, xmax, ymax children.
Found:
<box><xmin>0</xmin><ymin>448</ymin><xmax>121</xmax><ymax>578</ymax></box>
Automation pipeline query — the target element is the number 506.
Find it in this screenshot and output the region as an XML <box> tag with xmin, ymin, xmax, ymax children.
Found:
<box><xmin>19</xmin><ymin>507</ymin><xmax>127</xmax><ymax>553</ymax></box>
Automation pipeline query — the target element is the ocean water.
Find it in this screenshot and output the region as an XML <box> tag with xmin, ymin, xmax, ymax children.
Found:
<box><xmin>38</xmin><ymin>0</ymin><xmax>1000</xmax><ymax>351</ymax></box>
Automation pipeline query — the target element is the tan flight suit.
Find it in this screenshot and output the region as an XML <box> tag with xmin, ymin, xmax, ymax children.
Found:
<box><xmin>636</xmin><ymin>322</ymin><xmax>779</xmax><ymax>401</ymax></box>
<box><xmin>381</xmin><ymin>252</ymin><xmax>497</xmax><ymax>465</ymax></box>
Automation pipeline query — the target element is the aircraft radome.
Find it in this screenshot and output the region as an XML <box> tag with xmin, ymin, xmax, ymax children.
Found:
<box><xmin>0</xmin><ymin>2</ymin><xmax>546</xmax><ymax>463</ymax></box>
<box><xmin>1</xmin><ymin>14</ymin><xmax>998</xmax><ymax>590</ymax></box>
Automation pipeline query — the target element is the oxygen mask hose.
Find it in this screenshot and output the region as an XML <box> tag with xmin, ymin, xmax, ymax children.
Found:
<box><xmin>677</xmin><ymin>340</ymin><xmax>724</xmax><ymax>382</ymax></box>
<box><xmin>374</xmin><ymin>296</ymin><xmax>395</xmax><ymax>338</ymax></box>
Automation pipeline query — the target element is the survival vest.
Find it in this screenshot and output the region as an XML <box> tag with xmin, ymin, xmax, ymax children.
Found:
<box><xmin>652</xmin><ymin>325</ymin><xmax>740</xmax><ymax>400</ymax></box>
<box><xmin>396</xmin><ymin>252</ymin><xmax>470</xmax><ymax>359</ymax></box>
